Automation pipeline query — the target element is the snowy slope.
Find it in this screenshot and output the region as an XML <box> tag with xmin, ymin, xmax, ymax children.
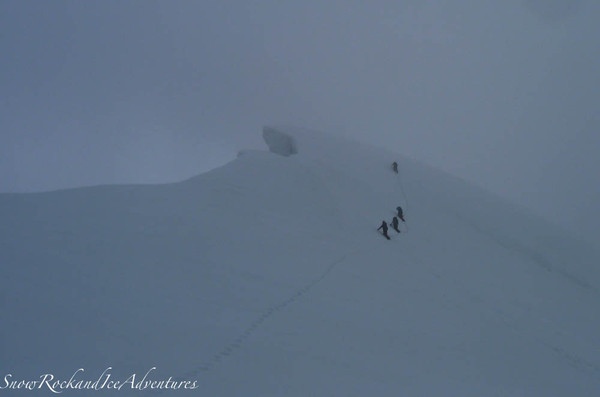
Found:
<box><xmin>1</xmin><ymin>127</ymin><xmax>599</xmax><ymax>396</ymax></box>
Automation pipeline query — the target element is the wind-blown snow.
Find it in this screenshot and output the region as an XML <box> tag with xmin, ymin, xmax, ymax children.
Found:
<box><xmin>1</xmin><ymin>127</ymin><xmax>599</xmax><ymax>396</ymax></box>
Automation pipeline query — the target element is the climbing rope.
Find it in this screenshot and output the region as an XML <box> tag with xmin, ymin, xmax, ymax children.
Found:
<box><xmin>396</xmin><ymin>161</ymin><xmax>410</xmax><ymax>232</ymax></box>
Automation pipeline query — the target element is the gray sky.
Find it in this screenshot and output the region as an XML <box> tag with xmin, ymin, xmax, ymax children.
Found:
<box><xmin>1</xmin><ymin>0</ymin><xmax>599</xmax><ymax>244</ymax></box>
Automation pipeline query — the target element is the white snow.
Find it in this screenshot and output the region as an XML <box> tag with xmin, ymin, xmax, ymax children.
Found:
<box><xmin>1</xmin><ymin>126</ymin><xmax>599</xmax><ymax>396</ymax></box>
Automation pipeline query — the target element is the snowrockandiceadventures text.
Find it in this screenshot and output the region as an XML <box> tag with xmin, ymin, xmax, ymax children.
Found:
<box><xmin>0</xmin><ymin>367</ymin><xmax>198</xmax><ymax>393</ymax></box>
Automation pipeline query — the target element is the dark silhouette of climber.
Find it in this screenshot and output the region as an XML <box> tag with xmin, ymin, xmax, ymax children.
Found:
<box><xmin>396</xmin><ymin>206</ymin><xmax>405</xmax><ymax>222</ymax></box>
<box><xmin>392</xmin><ymin>162</ymin><xmax>398</xmax><ymax>173</ymax></box>
<box><xmin>391</xmin><ymin>216</ymin><xmax>401</xmax><ymax>233</ymax></box>
<box><xmin>378</xmin><ymin>221</ymin><xmax>391</xmax><ymax>240</ymax></box>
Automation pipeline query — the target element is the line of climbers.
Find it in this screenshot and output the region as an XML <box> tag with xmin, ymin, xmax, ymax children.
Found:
<box><xmin>378</xmin><ymin>161</ymin><xmax>405</xmax><ymax>240</ymax></box>
<box><xmin>378</xmin><ymin>206</ymin><xmax>405</xmax><ymax>240</ymax></box>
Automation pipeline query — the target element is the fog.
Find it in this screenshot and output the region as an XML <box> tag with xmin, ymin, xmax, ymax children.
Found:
<box><xmin>1</xmin><ymin>0</ymin><xmax>599</xmax><ymax>244</ymax></box>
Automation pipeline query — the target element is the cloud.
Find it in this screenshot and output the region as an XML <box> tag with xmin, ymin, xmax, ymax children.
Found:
<box><xmin>522</xmin><ymin>0</ymin><xmax>583</xmax><ymax>22</ymax></box>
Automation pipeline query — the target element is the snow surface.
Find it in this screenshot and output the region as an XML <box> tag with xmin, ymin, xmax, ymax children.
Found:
<box><xmin>1</xmin><ymin>126</ymin><xmax>600</xmax><ymax>396</ymax></box>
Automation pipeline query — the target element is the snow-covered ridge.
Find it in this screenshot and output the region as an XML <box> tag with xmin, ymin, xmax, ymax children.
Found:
<box><xmin>1</xmin><ymin>126</ymin><xmax>599</xmax><ymax>396</ymax></box>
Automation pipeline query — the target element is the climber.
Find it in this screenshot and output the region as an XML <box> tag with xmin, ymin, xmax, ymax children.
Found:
<box><xmin>396</xmin><ymin>206</ymin><xmax>405</xmax><ymax>222</ymax></box>
<box><xmin>391</xmin><ymin>216</ymin><xmax>401</xmax><ymax>233</ymax></box>
<box><xmin>392</xmin><ymin>162</ymin><xmax>398</xmax><ymax>173</ymax></box>
<box><xmin>377</xmin><ymin>220</ymin><xmax>391</xmax><ymax>240</ymax></box>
